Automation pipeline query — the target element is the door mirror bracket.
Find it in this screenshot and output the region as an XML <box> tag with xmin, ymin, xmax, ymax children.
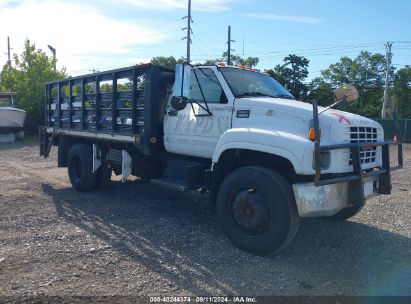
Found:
<box><xmin>170</xmin><ymin>96</ymin><xmax>189</xmax><ymax>111</ymax></box>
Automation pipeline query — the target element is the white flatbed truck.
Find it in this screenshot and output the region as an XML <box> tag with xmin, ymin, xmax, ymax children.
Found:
<box><xmin>40</xmin><ymin>63</ymin><xmax>403</xmax><ymax>255</ymax></box>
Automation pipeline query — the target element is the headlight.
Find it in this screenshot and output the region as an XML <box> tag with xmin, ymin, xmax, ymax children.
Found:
<box><xmin>312</xmin><ymin>151</ymin><xmax>331</xmax><ymax>170</ymax></box>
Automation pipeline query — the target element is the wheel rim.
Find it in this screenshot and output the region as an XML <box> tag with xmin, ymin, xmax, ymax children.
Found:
<box><xmin>231</xmin><ymin>187</ymin><xmax>273</xmax><ymax>235</ymax></box>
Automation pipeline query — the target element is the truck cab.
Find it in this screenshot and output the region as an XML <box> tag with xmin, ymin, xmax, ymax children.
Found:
<box><xmin>40</xmin><ymin>63</ymin><xmax>403</xmax><ymax>255</ymax></box>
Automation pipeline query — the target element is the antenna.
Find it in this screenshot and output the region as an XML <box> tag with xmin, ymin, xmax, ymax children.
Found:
<box><xmin>181</xmin><ymin>0</ymin><xmax>193</xmax><ymax>62</ymax></box>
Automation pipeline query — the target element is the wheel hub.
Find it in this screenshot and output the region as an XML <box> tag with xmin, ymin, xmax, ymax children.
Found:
<box><xmin>232</xmin><ymin>188</ymin><xmax>272</xmax><ymax>234</ymax></box>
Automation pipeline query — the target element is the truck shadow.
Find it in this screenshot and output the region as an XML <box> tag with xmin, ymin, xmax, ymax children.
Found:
<box><xmin>43</xmin><ymin>180</ymin><xmax>411</xmax><ymax>295</ymax></box>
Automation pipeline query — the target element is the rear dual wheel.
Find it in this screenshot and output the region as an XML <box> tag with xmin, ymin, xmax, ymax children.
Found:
<box><xmin>68</xmin><ymin>144</ymin><xmax>111</xmax><ymax>192</ymax></box>
<box><xmin>216</xmin><ymin>166</ymin><xmax>300</xmax><ymax>255</ymax></box>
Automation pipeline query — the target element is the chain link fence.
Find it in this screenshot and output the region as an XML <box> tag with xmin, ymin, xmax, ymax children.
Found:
<box><xmin>374</xmin><ymin>119</ymin><xmax>411</xmax><ymax>142</ymax></box>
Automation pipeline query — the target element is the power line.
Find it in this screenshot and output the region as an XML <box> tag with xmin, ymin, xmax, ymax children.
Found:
<box><xmin>141</xmin><ymin>18</ymin><xmax>183</xmax><ymax>31</ymax></box>
<box><xmin>191</xmin><ymin>28</ymin><xmax>224</xmax><ymax>54</ymax></box>
<box><xmin>192</xmin><ymin>40</ymin><xmax>405</xmax><ymax>55</ymax></box>
<box><xmin>191</xmin><ymin>23</ymin><xmax>226</xmax><ymax>44</ymax></box>
<box><xmin>187</xmin><ymin>42</ymin><xmax>389</xmax><ymax>59</ymax></box>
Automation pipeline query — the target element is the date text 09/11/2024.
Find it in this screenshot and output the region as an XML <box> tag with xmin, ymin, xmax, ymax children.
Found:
<box><xmin>149</xmin><ymin>296</ymin><xmax>257</xmax><ymax>303</ymax></box>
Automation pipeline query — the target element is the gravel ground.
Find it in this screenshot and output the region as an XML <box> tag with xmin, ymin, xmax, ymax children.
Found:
<box><xmin>0</xmin><ymin>142</ymin><xmax>410</xmax><ymax>298</ymax></box>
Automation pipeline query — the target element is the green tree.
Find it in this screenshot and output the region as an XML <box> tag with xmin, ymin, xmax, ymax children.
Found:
<box><xmin>320</xmin><ymin>51</ymin><xmax>394</xmax><ymax>117</ymax></box>
<box><xmin>266</xmin><ymin>54</ymin><xmax>309</xmax><ymax>100</ymax></box>
<box><xmin>391</xmin><ymin>66</ymin><xmax>411</xmax><ymax>118</ymax></box>
<box><xmin>306</xmin><ymin>77</ymin><xmax>334</xmax><ymax>107</ymax></box>
<box><xmin>150</xmin><ymin>56</ymin><xmax>185</xmax><ymax>69</ymax></box>
<box><xmin>205</xmin><ymin>52</ymin><xmax>259</xmax><ymax>68</ymax></box>
<box><xmin>0</xmin><ymin>39</ymin><xmax>66</xmax><ymax>133</ymax></box>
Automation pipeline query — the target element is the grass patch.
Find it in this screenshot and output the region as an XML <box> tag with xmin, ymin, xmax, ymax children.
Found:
<box><xmin>18</xmin><ymin>134</ymin><xmax>39</xmax><ymax>145</ymax></box>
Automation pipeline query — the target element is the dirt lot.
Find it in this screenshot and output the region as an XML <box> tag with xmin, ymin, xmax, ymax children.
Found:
<box><xmin>0</xmin><ymin>142</ymin><xmax>410</xmax><ymax>298</ymax></box>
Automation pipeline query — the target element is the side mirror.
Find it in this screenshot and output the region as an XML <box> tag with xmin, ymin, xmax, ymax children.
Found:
<box><xmin>173</xmin><ymin>63</ymin><xmax>191</xmax><ymax>99</ymax></box>
<box><xmin>334</xmin><ymin>84</ymin><xmax>358</xmax><ymax>105</ymax></box>
<box><xmin>170</xmin><ymin>96</ymin><xmax>188</xmax><ymax>111</ymax></box>
<box><xmin>318</xmin><ymin>84</ymin><xmax>358</xmax><ymax>115</ymax></box>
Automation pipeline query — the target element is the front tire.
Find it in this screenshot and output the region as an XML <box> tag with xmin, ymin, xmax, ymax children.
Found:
<box><xmin>68</xmin><ymin>144</ymin><xmax>98</xmax><ymax>192</ymax></box>
<box><xmin>216</xmin><ymin>166</ymin><xmax>300</xmax><ymax>255</ymax></box>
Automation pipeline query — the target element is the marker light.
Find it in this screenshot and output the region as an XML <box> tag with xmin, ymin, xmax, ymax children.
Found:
<box><xmin>309</xmin><ymin>128</ymin><xmax>321</xmax><ymax>141</ymax></box>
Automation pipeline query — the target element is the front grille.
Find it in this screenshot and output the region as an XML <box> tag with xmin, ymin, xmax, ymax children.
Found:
<box><xmin>345</xmin><ymin>126</ymin><xmax>378</xmax><ymax>165</ymax></box>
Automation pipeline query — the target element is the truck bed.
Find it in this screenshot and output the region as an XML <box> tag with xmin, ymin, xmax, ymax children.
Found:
<box><xmin>45</xmin><ymin>64</ymin><xmax>174</xmax><ymax>155</ymax></box>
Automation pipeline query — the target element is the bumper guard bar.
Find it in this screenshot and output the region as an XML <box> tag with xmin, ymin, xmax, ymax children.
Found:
<box><xmin>312</xmin><ymin>100</ymin><xmax>403</xmax><ymax>203</ymax></box>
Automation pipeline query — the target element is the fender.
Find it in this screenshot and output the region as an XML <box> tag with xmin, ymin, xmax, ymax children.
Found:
<box><xmin>212</xmin><ymin>128</ymin><xmax>313</xmax><ymax>174</ymax></box>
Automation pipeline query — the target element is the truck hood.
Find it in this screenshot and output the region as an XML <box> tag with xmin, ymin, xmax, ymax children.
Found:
<box><xmin>233</xmin><ymin>97</ymin><xmax>383</xmax><ymax>142</ymax></box>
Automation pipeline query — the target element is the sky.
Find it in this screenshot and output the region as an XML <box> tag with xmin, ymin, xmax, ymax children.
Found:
<box><xmin>1</xmin><ymin>0</ymin><xmax>410</xmax><ymax>80</ymax></box>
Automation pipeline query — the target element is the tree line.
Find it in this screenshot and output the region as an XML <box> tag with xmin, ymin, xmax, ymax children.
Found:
<box><xmin>152</xmin><ymin>52</ymin><xmax>411</xmax><ymax>119</ymax></box>
<box><xmin>0</xmin><ymin>39</ymin><xmax>410</xmax><ymax>135</ymax></box>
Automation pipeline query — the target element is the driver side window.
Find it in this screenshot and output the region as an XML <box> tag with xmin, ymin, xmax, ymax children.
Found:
<box><xmin>190</xmin><ymin>68</ymin><xmax>227</xmax><ymax>104</ymax></box>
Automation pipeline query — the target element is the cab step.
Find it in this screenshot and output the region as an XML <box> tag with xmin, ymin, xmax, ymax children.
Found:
<box><xmin>151</xmin><ymin>161</ymin><xmax>209</xmax><ymax>192</ymax></box>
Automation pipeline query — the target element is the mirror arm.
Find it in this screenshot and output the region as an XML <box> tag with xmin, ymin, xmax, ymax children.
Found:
<box><xmin>312</xmin><ymin>99</ymin><xmax>321</xmax><ymax>187</ymax></box>
<box><xmin>318</xmin><ymin>98</ymin><xmax>346</xmax><ymax>115</ymax></box>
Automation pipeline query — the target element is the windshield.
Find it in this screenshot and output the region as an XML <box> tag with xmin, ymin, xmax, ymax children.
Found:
<box><xmin>220</xmin><ymin>67</ymin><xmax>295</xmax><ymax>100</ymax></box>
<box><xmin>0</xmin><ymin>95</ymin><xmax>13</xmax><ymax>107</ymax></box>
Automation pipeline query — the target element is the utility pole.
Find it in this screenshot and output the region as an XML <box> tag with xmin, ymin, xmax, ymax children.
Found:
<box><xmin>7</xmin><ymin>36</ymin><xmax>11</xmax><ymax>62</ymax></box>
<box><xmin>182</xmin><ymin>0</ymin><xmax>193</xmax><ymax>62</ymax></box>
<box><xmin>48</xmin><ymin>45</ymin><xmax>56</xmax><ymax>71</ymax></box>
<box><xmin>381</xmin><ymin>42</ymin><xmax>393</xmax><ymax>119</ymax></box>
<box><xmin>5</xmin><ymin>37</ymin><xmax>13</xmax><ymax>64</ymax></box>
<box><xmin>242</xmin><ymin>35</ymin><xmax>245</xmax><ymax>62</ymax></box>
<box><xmin>227</xmin><ymin>25</ymin><xmax>235</xmax><ymax>65</ymax></box>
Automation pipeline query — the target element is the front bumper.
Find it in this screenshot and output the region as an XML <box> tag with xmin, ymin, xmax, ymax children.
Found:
<box><xmin>293</xmin><ymin>178</ymin><xmax>375</xmax><ymax>217</ymax></box>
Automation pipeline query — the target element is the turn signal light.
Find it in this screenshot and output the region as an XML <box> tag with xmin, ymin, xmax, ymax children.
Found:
<box><xmin>309</xmin><ymin>128</ymin><xmax>321</xmax><ymax>141</ymax></box>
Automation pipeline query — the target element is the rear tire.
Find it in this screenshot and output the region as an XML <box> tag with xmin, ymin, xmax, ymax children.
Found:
<box><xmin>326</xmin><ymin>204</ymin><xmax>364</xmax><ymax>221</ymax></box>
<box><xmin>216</xmin><ymin>166</ymin><xmax>300</xmax><ymax>255</ymax></box>
<box><xmin>68</xmin><ymin>144</ymin><xmax>98</xmax><ymax>192</ymax></box>
<box><xmin>94</xmin><ymin>164</ymin><xmax>112</xmax><ymax>189</ymax></box>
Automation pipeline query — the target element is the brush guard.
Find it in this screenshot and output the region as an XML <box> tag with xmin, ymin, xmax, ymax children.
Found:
<box><xmin>312</xmin><ymin>100</ymin><xmax>403</xmax><ymax>206</ymax></box>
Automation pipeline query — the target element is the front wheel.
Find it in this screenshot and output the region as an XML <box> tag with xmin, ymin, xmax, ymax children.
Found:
<box><xmin>216</xmin><ymin>166</ymin><xmax>300</xmax><ymax>255</ymax></box>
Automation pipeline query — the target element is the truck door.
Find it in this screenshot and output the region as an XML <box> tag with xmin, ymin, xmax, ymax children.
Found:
<box><xmin>164</xmin><ymin>67</ymin><xmax>233</xmax><ymax>159</ymax></box>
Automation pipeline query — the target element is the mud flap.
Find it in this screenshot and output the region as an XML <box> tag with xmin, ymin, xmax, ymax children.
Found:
<box><xmin>122</xmin><ymin>150</ymin><xmax>132</xmax><ymax>182</ymax></box>
<box><xmin>39</xmin><ymin>126</ymin><xmax>49</xmax><ymax>157</ymax></box>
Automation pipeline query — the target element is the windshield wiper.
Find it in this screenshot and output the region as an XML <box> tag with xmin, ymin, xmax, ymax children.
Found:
<box><xmin>276</xmin><ymin>94</ymin><xmax>296</xmax><ymax>100</ymax></box>
<box><xmin>236</xmin><ymin>92</ymin><xmax>276</xmax><ymax>98</ymax></box>
<box><xmin>236</xmin><ymin>92</ymin><xmax>296</xmax><ymax>100</ymax></box>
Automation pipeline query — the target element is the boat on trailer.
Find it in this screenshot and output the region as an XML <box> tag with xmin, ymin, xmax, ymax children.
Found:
<box><xmin>0</xmin><ymin>93</ymin><xmax>26</xmax><ymax>140</ymax></box>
